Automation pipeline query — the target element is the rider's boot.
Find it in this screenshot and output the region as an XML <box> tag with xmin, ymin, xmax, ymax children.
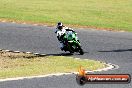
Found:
<box><xmin>60</xmin><ymin>42</ymin><xmax>66</xmax><ymax>51</ymax></box>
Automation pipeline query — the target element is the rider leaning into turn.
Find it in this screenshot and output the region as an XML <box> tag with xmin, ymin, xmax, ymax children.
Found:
<box><xmin>55</xmin><ymin>22</ymin><xmax>79</xmax><ymax>51</ymax></box>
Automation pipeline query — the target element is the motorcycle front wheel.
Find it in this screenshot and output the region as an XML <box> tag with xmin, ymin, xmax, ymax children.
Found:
<box><xmin>76</xmin><ymin>44</ymin><xmax>84</xmax><ymax>55</ymax></box>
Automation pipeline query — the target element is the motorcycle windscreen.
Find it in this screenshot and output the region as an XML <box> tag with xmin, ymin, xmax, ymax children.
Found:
<box><xmin>67</xmin><ymin>33</ymin><xmax>76</xmax><ymax>41</ymax></box>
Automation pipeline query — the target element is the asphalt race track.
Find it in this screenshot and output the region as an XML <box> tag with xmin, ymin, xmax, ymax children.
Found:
<box><xmin>0</xmin><ymin>22</ymin><xmax>132</xmax><ymax>88</ymax></box>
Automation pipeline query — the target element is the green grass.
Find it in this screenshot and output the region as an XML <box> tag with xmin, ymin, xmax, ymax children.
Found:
<box><xmin>0</xmin><ymin>51</ymin><xmax>106</xmax><ymax>79</ymax></box>
<box><xmin>0</xmin><ymin>0</ymin><xmax>132</xmax><ymax>31</ymax></box>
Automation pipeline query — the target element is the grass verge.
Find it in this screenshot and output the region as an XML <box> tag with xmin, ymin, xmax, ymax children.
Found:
<box><xmin>0</xmin><ymin>0</ymin><xmax>132</xmax><ymax>31</ymax></box>
<box><xmin>0</xmin><ymin>50</ymin><xmax>106</xmax><ymax>79</ymax></box>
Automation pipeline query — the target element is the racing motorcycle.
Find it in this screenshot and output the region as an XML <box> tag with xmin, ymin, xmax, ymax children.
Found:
<box><xmin>58</xmin><ymin>31</ymin><xmax>84</xmax><ymax>55</ymax></box>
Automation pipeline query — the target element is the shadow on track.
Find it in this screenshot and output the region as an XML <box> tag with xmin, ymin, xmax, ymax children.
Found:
<box><xmin>37</xmin><ymin>53</ymin><xmax>74</xmax><ymax>57</ymax></box>
<box><xmin>36</xmin><ymin>51</ymin><xmax>88</xmax><ymax>57</ymax></box>
<box><xmin>98</xmin><ymin>49</ymin><xmax>132</xmax><ymax>52</ymax></box>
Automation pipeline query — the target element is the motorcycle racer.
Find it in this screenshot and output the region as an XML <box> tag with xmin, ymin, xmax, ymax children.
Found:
<box><xmin>55</xmin><ymin>22</ymin><xmax>79</xmax><ymax>51</ymax></box>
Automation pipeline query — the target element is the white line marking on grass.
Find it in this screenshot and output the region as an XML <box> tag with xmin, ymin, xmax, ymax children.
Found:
<box><xmin>0</xmin><ymin>73</ymin><xmax>71</xmax><ymax>82</ymax></box>
<box><xmin>25</xmin><ymin>52</ymin><xmax>32</xmax><ymax>54</ymax></box>
<box><xmin>13</xmin><ymin>51</ymin><xmax>20</xmax><ymax>53</ymax></box>
<box><xmin>5</xmin><ymin>50</ymin><xmax>11</xmax><ymax>52</ymax></box>
<box><xmin>40</xmin><ymin>54</ymin><xmax>46</xmax><ymax>56</ymax></box>
<box><xmin>92</xmin><ymin>63</ymin><xmax>116</xmax><ymax>72</ymax></box>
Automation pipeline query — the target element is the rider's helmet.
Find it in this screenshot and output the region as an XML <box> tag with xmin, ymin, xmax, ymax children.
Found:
<box><xmin>57</xmin><ymin>22</ymin><xmax>63</xmax><ymax>30</ymax></box>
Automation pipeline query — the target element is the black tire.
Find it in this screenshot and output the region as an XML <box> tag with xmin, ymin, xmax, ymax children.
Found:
<box><xmin>79</xmin><ymin>48</ymin><xmax>84</xmax><ymax>55</ymax></box>
<box><xmin>76</xmin><ymin>44</ymin><xmax>84</xmax><ymax>55</ymax></box>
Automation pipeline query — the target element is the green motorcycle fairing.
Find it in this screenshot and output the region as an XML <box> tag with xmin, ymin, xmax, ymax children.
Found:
<box><xmin>63</xmin><ymin>32</ymin><xmax>80</xmax><ymax>46</ymax></box>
